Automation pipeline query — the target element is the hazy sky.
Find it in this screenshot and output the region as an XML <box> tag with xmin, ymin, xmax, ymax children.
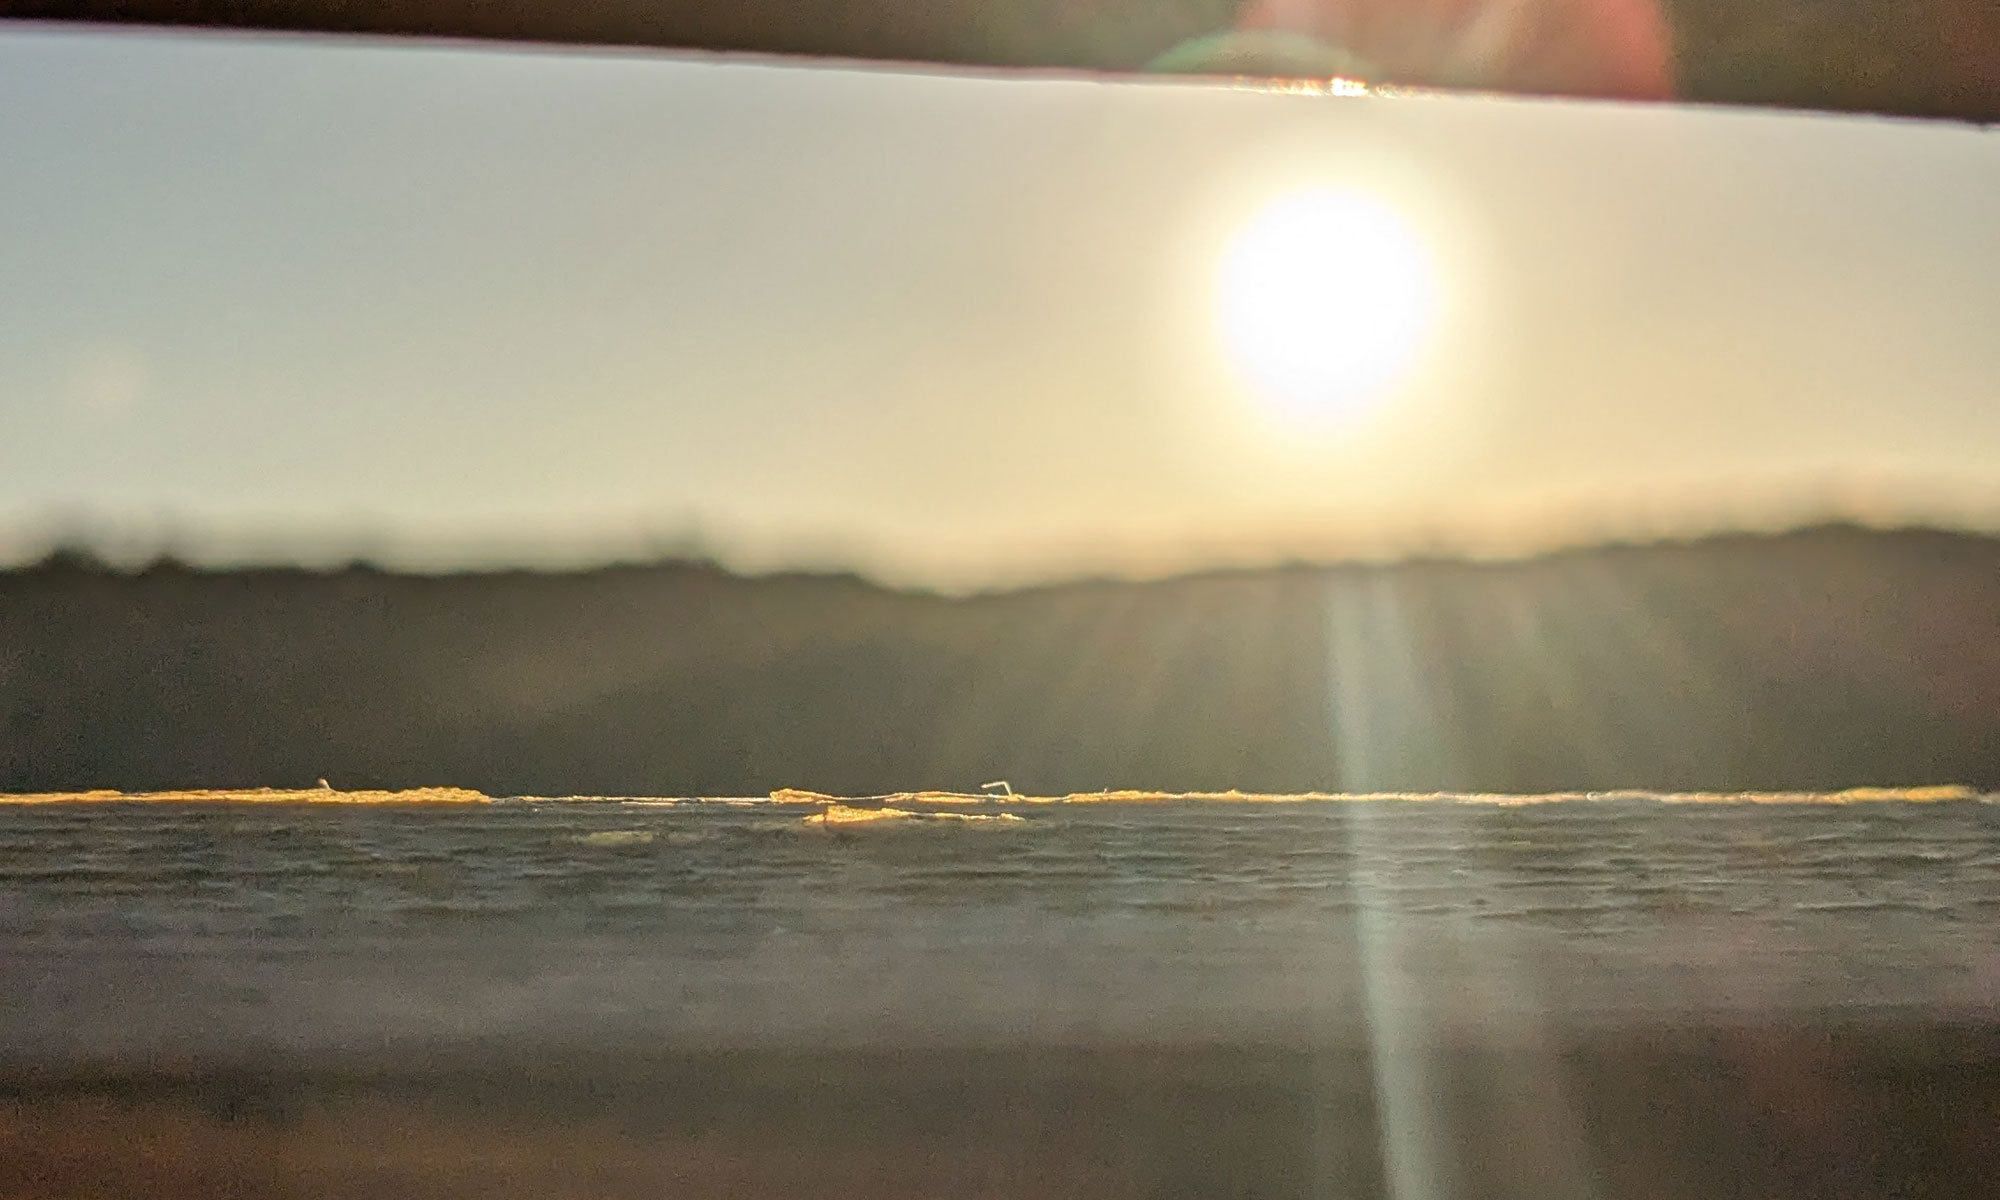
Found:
<box><xmin>2</xmin><ymin>25</ymin><xmax>1996</xmax><ymax>586</ymax></box>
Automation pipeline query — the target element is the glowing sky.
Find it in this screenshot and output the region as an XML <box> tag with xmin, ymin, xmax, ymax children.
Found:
<box><xmin>2</xmin><ymin>25</ymin><xmax>1997</xmax><ymax>585</ymax></box>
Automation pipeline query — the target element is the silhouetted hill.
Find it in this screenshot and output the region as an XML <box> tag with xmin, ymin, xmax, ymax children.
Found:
<box><xmin>3</xmin><ymin>526</ymin><xmax>1996</xmax><ymax>795</ymax></box>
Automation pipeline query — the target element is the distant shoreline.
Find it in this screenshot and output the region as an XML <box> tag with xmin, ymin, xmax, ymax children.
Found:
<box><xmin>0</xmin><ymin>787</ymin><xmax>490</xmax><ymax>805</ymax></box>
<box><xmin>7</xmin><ymin>526</ymin><xmax>1996</xmax><ymax>797</ymax></box>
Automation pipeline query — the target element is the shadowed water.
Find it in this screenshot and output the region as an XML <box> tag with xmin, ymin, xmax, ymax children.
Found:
<box><xmin>2</xmin><ymin>797</ymin><xmax>1996</xmax><ymax>1198</ymax></box>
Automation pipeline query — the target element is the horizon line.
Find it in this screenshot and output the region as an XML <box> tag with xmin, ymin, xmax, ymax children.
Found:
<box><xmin>5</xmin><ymin>516</ymin><xmax>1997</xmax><ymax>598</ymax></box>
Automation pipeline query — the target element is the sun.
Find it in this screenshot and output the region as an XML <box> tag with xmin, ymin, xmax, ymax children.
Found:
<box><xmin>1216</xmin><ymin>188</ymin><xmax>1438</xmax><ymax>426</ymax></box>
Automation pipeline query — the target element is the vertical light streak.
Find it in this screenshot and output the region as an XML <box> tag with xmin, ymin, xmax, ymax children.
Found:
<box><xmin>1328</xmin><ymin>572</ymin><xmax>1453</xmax><ymax>1199</ymax></box>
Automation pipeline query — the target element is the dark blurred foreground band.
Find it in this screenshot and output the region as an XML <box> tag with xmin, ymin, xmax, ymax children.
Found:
<box><xmin>4</xmin><ymin>0</ymin><xmax>1999</xmax><ymax>122</ymax></box>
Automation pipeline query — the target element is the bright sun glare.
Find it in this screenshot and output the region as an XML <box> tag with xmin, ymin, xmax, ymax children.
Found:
<box><xmin>1217</xmin><ymin>188</ymin><xmax>1437</xmax><ymax>426</ymax></box>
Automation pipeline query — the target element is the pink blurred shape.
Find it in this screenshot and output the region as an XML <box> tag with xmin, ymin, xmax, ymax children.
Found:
<box><xmin>1238</xmin><ymin>0</ymin><xmax>1675</xmax><ymax>99</ymax></box>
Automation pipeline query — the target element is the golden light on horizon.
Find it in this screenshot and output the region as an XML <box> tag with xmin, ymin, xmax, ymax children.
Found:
<box><xmin>1216</xmin><ymin>188</ymin><xmax>1438</xmax><ymax>427</ymax></box>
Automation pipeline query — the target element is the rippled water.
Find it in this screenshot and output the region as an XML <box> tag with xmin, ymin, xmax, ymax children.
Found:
<box><xmin>3</xmin><ymin>798</ymin><xmax>1996</xmax><ymax>1062</ymax></box>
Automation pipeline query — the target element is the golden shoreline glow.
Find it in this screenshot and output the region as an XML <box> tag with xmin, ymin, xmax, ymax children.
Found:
<box><xmin>1</xmin><ymin>785</ymin><xmax>1982</xmax><ymax>806</ymax></box>
<box><xmin>0</xmin><ymin>787</ymin><xmax>490</xmax><ymax>805</ymax></box>
<box><xmin>804</xmin><ymin>803</ymin><xmax>1025</xmax><ymax>827</ymax></box>
<box><xmin>774</xmin><ymin>786</ymin><xmax>1986</xmax><ymax>806</ymax></box>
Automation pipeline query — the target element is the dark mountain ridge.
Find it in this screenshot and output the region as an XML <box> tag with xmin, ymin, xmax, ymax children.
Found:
<box><xmin>4</xmin><ymin>524</ymin><xmax>1996</xmax><ymax>795</ymax></box>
